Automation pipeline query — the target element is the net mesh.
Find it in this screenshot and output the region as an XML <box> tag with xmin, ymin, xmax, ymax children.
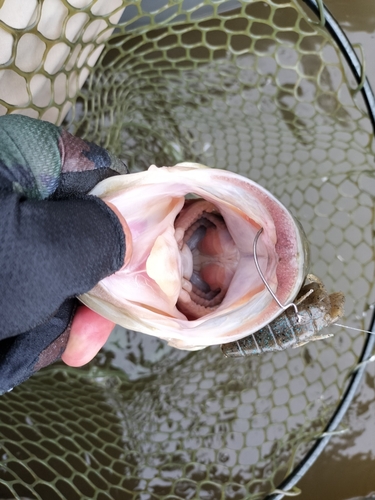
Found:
<box><xmin>1</xmin><ymin>0</ymin><xmax>375</xmax><ymax>498</ymax></box>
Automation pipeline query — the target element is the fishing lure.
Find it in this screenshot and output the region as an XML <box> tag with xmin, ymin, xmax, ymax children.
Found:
<box><xmin>221</xmin><ymin>273</ymin><xmax>345</xmax><ymax>357</ymax></box>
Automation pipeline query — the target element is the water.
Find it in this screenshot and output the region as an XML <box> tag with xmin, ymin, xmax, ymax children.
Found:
<box><xmin>326</xmin><ymin>0</ymin><xmax>375</xmax><ymax>83</ymax></box>
<box><xmin>297</xmin><ymin>2</ymin><xmax>375</xmax><ymax>498</ymax></box>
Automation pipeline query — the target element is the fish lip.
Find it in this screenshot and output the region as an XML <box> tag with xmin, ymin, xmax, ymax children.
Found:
<box><xmin>82</xmin><ymin>163</ymin><xmax>309</xmax><ymax>349</ymax></box>
<box><xmin>292</xmin><ymin>214</ymin><xmax>310</xmax><ymax>278</ymax></box>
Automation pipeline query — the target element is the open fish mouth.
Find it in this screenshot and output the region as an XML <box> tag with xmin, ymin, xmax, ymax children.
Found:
<box><xmin>80</xmin><ymin>163</ymin><xmax>309</xmax><ymax>350</ymax></box>
<box><xmin>175</xmin><ymin>199</ymin><xmax>239</xmax><ymax>320</ymax></box>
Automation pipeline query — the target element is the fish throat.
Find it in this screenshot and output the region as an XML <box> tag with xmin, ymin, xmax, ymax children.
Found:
<box><xmin>174</xmin><ymin>198</ymin><xmax>240</xmax><ymax>320</ymax></box>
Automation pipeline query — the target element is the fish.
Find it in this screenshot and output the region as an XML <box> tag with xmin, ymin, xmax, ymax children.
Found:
<box><xmin>80</xmin><ymin>162</ymin><xmax>309</xmax><ymax>350</ymax></box>
<box><xmin>221</xmin><ymin>274</ymin><xmax>345</xmax><ymax>356</ymax></box>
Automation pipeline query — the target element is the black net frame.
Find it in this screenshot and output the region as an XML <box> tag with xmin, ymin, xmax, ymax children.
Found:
<box><xmin>266</xmin><ymin>0</ymin><xmax>375</xmax><ymax>497</ymax></box>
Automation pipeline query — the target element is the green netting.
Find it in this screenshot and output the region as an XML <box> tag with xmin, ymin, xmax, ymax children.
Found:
<box><xmin>0</xmin><ymin>355</ymin><xmax>339</xmax><ymax>500</ymax></box>
<box><xmin>1</xmin><ymin>0</ymin><xmax>375</xmax><ymax>499</ymax></box>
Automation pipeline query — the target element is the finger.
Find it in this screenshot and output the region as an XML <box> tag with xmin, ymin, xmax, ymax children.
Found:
<box><xmin>61</xmin><ymin>305</ymin><xmax>115</xmax><ymax>367</ymax></box>
<box><xmin>104</xmin><ymin>200</ymin><xmax>133</xmax><ymax>267</ymax></box>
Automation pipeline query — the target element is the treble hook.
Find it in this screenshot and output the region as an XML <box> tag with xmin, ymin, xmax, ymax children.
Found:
<box><xmin>253</xmin><ymin>228</ymin><xmax>302</xmax><ymax>322</ymax></box>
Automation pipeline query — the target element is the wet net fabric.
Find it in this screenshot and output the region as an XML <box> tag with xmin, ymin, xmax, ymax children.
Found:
<box><xmin>1</xmin><ymin>0</ymin><xmax>375</xmax><ymax>499</ymax></box>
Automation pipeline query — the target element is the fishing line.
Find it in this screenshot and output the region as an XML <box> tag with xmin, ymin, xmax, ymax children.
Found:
<box><xmin>333</xmin><ymin>323</ymin><xmax>375</xmax><ymax>335</ymax></box>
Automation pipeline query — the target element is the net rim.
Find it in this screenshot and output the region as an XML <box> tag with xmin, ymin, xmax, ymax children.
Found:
<box><xmin>266</xmin><ymin>0</ymin><xmax>375</xmax><ymax>498</ymax></box>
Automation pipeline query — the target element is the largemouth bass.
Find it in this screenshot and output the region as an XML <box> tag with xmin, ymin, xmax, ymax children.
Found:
<box><xmin>80</xmin><ymin>163</ymin><xmax>309</xmax><ymax>350</ymax></box>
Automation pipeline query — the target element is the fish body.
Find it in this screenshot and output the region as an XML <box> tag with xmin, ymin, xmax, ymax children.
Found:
<box><xmin>221</xmin><ymin>275</ymin><xmax>345</xmax><ymax>357</ymax></box>
<box><xmin>80</xmin><ymin>163</ymin><xmax>309</xmax><ymax>350</ymax></box>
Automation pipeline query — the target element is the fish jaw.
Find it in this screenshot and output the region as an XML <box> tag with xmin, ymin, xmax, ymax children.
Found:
<box><xmin>80</xmin><ymin>163</ymin><xmax>308</xmax><ymax>350</ymax></box>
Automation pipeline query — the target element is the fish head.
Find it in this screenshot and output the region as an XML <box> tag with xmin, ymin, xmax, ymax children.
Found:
<box><xmin>80</xmin><ymin>163</ymin><xmax>309</xmax><ymax>350</ymax></box>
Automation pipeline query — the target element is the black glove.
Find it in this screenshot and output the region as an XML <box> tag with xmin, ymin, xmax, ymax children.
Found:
<box><xmin>0</xmin><ymin>115</ymin><xmax>128</xmax><ymax>394</ymax></box>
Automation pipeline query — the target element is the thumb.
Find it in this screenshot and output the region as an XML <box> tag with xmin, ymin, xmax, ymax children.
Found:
<box><xmin>61</xmin><ymin>305</ymin><xmax>115</xmax><ymax>367</ymax></box>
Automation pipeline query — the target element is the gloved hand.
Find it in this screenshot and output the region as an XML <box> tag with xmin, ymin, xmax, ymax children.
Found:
<box><xmin>0</xmin><ymin>114</ymin><xmax>130</xmax><ymax>394</ymax></box>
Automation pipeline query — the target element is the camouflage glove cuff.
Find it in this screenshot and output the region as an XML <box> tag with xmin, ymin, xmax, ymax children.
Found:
<box><xmin>0</xmin><ymin>115</ymin><xmax>128</xmax><ymax>394</ymax></box>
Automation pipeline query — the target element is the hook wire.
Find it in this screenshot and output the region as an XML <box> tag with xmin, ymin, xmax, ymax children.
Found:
<box><xmin>253</xmin><ymin>229</ymin><xmax>375</xmax><ymax>332</ymax></box>
<box><xmin>253</xmin><ymin>228</ymin><xmax>301</xmax><ymax>322</ymax></box>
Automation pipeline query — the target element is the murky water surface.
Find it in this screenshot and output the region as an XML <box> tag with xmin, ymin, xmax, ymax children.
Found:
<box><xmin>297</xmin><ymin>2</ymin><xmax>375</xmax><ymax>499</ymax></box>
<box><xmin>325</xmin><ymin>0</ymin><xmax>375</xmax><ymax>83</ymax></box>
